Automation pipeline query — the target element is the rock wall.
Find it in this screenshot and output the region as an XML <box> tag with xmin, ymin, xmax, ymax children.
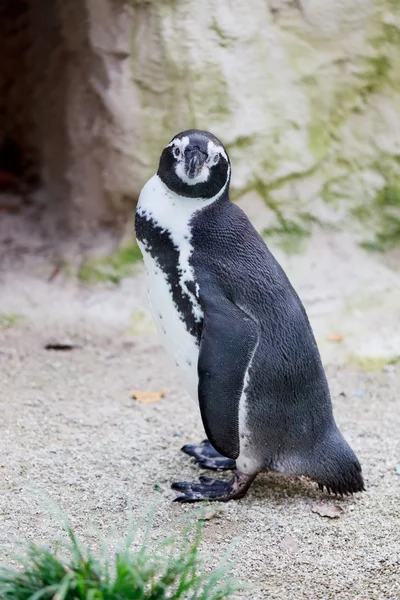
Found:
<box><xmin>131</xmin><ymin>0</ymin><xmax>400</xmax><ymax>251</ymax></box>
<box><xmin>2</xmin><ymin>0</ymin><xmax>399</xmax><ymax>255</ymax></box>
<box><xmin>29</xmin><ymin>0</ymin><xmax>139</xmax><ymax>251</ymax></box>
<box><xmin>0</xmin><ymin>0</ymin><xmax>138</xmax><ymax>256</ymax></box>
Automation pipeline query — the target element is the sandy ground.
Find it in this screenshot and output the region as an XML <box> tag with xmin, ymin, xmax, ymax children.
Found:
<box><xmin>0</xmin><ymin>203</ymin><xmax>399</xmax><ymax>599</ymax></box>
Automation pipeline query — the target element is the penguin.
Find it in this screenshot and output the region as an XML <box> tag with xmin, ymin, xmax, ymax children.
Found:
<box><xmin>135</xmin><ymin>129</ymin><xmax>364</xmax><ymax>503</ymax></box>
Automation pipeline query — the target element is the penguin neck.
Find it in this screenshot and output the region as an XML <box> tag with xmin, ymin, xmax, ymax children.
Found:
<box><xmin>136</xmin><ymin>174</ymin><xmax>229</xmax><ymax>233</ymax></box>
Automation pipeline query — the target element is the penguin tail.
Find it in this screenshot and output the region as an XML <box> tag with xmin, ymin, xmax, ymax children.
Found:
<box><xmin>307</xmin><ymin>427</ymin><xmax>365</xmax><ymax>496</ymax></box>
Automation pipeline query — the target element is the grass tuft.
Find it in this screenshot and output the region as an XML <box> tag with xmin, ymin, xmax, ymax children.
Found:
<box><xmin>0</xmin><ymin>519</ymin><xmax>242</xmax><ymax>600</ymax></box>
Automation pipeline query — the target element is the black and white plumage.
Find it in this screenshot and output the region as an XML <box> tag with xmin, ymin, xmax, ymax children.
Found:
<box><xmin>135</xmin><ymin>129</ymin><xmax>364</xmax><ymax>502</ymax></box>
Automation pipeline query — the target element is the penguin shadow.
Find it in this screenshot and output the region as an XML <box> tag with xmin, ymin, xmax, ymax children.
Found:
<box><xmin>247</xmin><ymin>472</ymin><xmax>357</xmax><ymax>506</ymax></box>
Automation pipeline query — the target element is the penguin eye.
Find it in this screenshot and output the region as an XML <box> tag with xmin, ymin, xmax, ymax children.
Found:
<box><xmin>213</xmin><ymin>153</ymin><xmax>220</xmax><ymax>165</ymax></box>
<box><xmin>173</xmin><ymin>147</ymin><xmax>181</xmax><ymax>158</ymax></box>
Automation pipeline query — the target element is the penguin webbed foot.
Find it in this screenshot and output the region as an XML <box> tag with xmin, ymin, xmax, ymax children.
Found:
<box><xmin>172</xmin><ymin>471</ymin><xmax>256</xmax><ymax>503</ymax></box>
<box><xmin>181</xmin><ymin>439</ymin><xmax>236</xmax><ymax>471</ymax></box>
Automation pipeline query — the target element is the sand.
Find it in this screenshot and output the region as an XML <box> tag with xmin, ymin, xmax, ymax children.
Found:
<box><xmin>0</xmin><ymin>217</ymin><xmax>399</xmax><ymax>599</ymax></box>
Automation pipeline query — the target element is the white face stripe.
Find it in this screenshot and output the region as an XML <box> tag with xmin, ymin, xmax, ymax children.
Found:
<box><xmin>167</xmin><ymin>135</ymin><xmax>228</xmax><ymax>162</ymax></box>
<box><xmin>167</xmin><ymin>135</ymin><xmax>190</xmax><ymax>153</ymax></box>
<box><xmin>207</xmin><ymin>139</ymin><xmax>228</xmax><ymax>162</ymax></box>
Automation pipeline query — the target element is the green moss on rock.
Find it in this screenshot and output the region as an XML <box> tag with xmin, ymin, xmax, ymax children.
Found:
<box><xmin>189</xmin><ymin>65</ymin><xmax>231</xmax><ymax>121</ymax></box>
<box><xmin>210</xmin><ymin>18</ymin><xmax>238</xmax><ymax>47</ymax></box>
<box><xmin>359</xmin><ymin>181</ymin><xmax>400</xmax><ymax>252</ymax></box>
<box><xmin>308</xmin><ymin>121</ymin><xmax>331</xmax><ymax>160</ymax></box>
<box><xmin>78</xmin><ymin>244</ymin><xmax>142</xmax><ymax>285</ymax></box>
<box><xmin>225</xmin><ymin>135</ymin><xmax>254</xmax><ymax>152</ymax></box>
<box><xmin>241</xmin><ymin>179</ymin><xmax>311</xmax><ymax>253</ymax></box>
<box><xmin>130</xmin><ymin>0</ymin><xmax>400</xmax><ymax>257</ymax></box>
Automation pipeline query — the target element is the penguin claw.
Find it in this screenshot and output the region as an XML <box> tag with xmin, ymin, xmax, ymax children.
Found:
<box><xmin>181</xmin><ymin>440</ymin><xmax>236</xmax><ymax>471</ymax></box>
<box><xmin>171</xmin><ymin>471</ymin><xmax>256</xmax><ymax>503</ymax></box>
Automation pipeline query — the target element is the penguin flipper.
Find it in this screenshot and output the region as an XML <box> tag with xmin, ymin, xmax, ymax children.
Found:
<box><xmin>197</xmin><ymin>295</ymin><xmax>258</xmax><ymax>460</ymax></box>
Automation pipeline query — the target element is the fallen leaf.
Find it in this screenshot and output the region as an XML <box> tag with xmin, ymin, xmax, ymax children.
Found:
<box><xmin>45</xmin><ymin>339</ymin><xmax>82</xmax><ymax>351</ymax></box>
<box><xmin>279</xmin><ymin>534</ymin><xmax>300</xmax><ymax>554</ymax></box>
<box><xmin>311</xmin><ymin>503</ymin><xmax>345</xmax><ymax>518</ymax></box>
<box><xmin>131</xmin><ymin>390</ymin><xmax>165</xmax><ymax>403</ymax></box>
<box><xmin>327</xmin><ymin>332</ymin><xmax>343</xmax><ymax>343</ymax></box>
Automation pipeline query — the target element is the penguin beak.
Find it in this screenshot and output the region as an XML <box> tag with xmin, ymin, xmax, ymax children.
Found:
<box><xmin>185</xmin><ymin>148</ymin><xmax>207</xmax><ymax>179</ymax></box>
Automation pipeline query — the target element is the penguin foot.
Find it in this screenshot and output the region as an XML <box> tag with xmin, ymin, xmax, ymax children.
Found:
<box><xmin>181</xmin><ymin>439</ymin><xmax>236</xmax><ymax>471</ymax></box>
<box><xmin>171</xmin><ymin>471</ymin><xmax>256</xmax><ymax>503</ymax></box>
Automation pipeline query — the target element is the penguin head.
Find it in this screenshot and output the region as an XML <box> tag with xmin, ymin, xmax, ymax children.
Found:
<box><xmin>157</xmin><ymin>129</ymin><xmax>231</xmax><ymax>199</ymax></box>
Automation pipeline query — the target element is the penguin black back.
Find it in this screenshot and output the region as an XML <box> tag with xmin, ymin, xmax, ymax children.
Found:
<box><xmin>190</xmin><ymin>198</ymin><xmax>363</xmax><ymax>495</ymax></box>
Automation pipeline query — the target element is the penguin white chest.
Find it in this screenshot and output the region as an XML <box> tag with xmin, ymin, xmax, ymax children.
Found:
<box><xmin>135</xmin><ymin>175</ymin><xmax>215</xmax><ymax>403</ymax></box>
<box><xmin>138</xmin><ymin>243</ymin><xmax>200</xmax><ymax>402</ymax></box>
